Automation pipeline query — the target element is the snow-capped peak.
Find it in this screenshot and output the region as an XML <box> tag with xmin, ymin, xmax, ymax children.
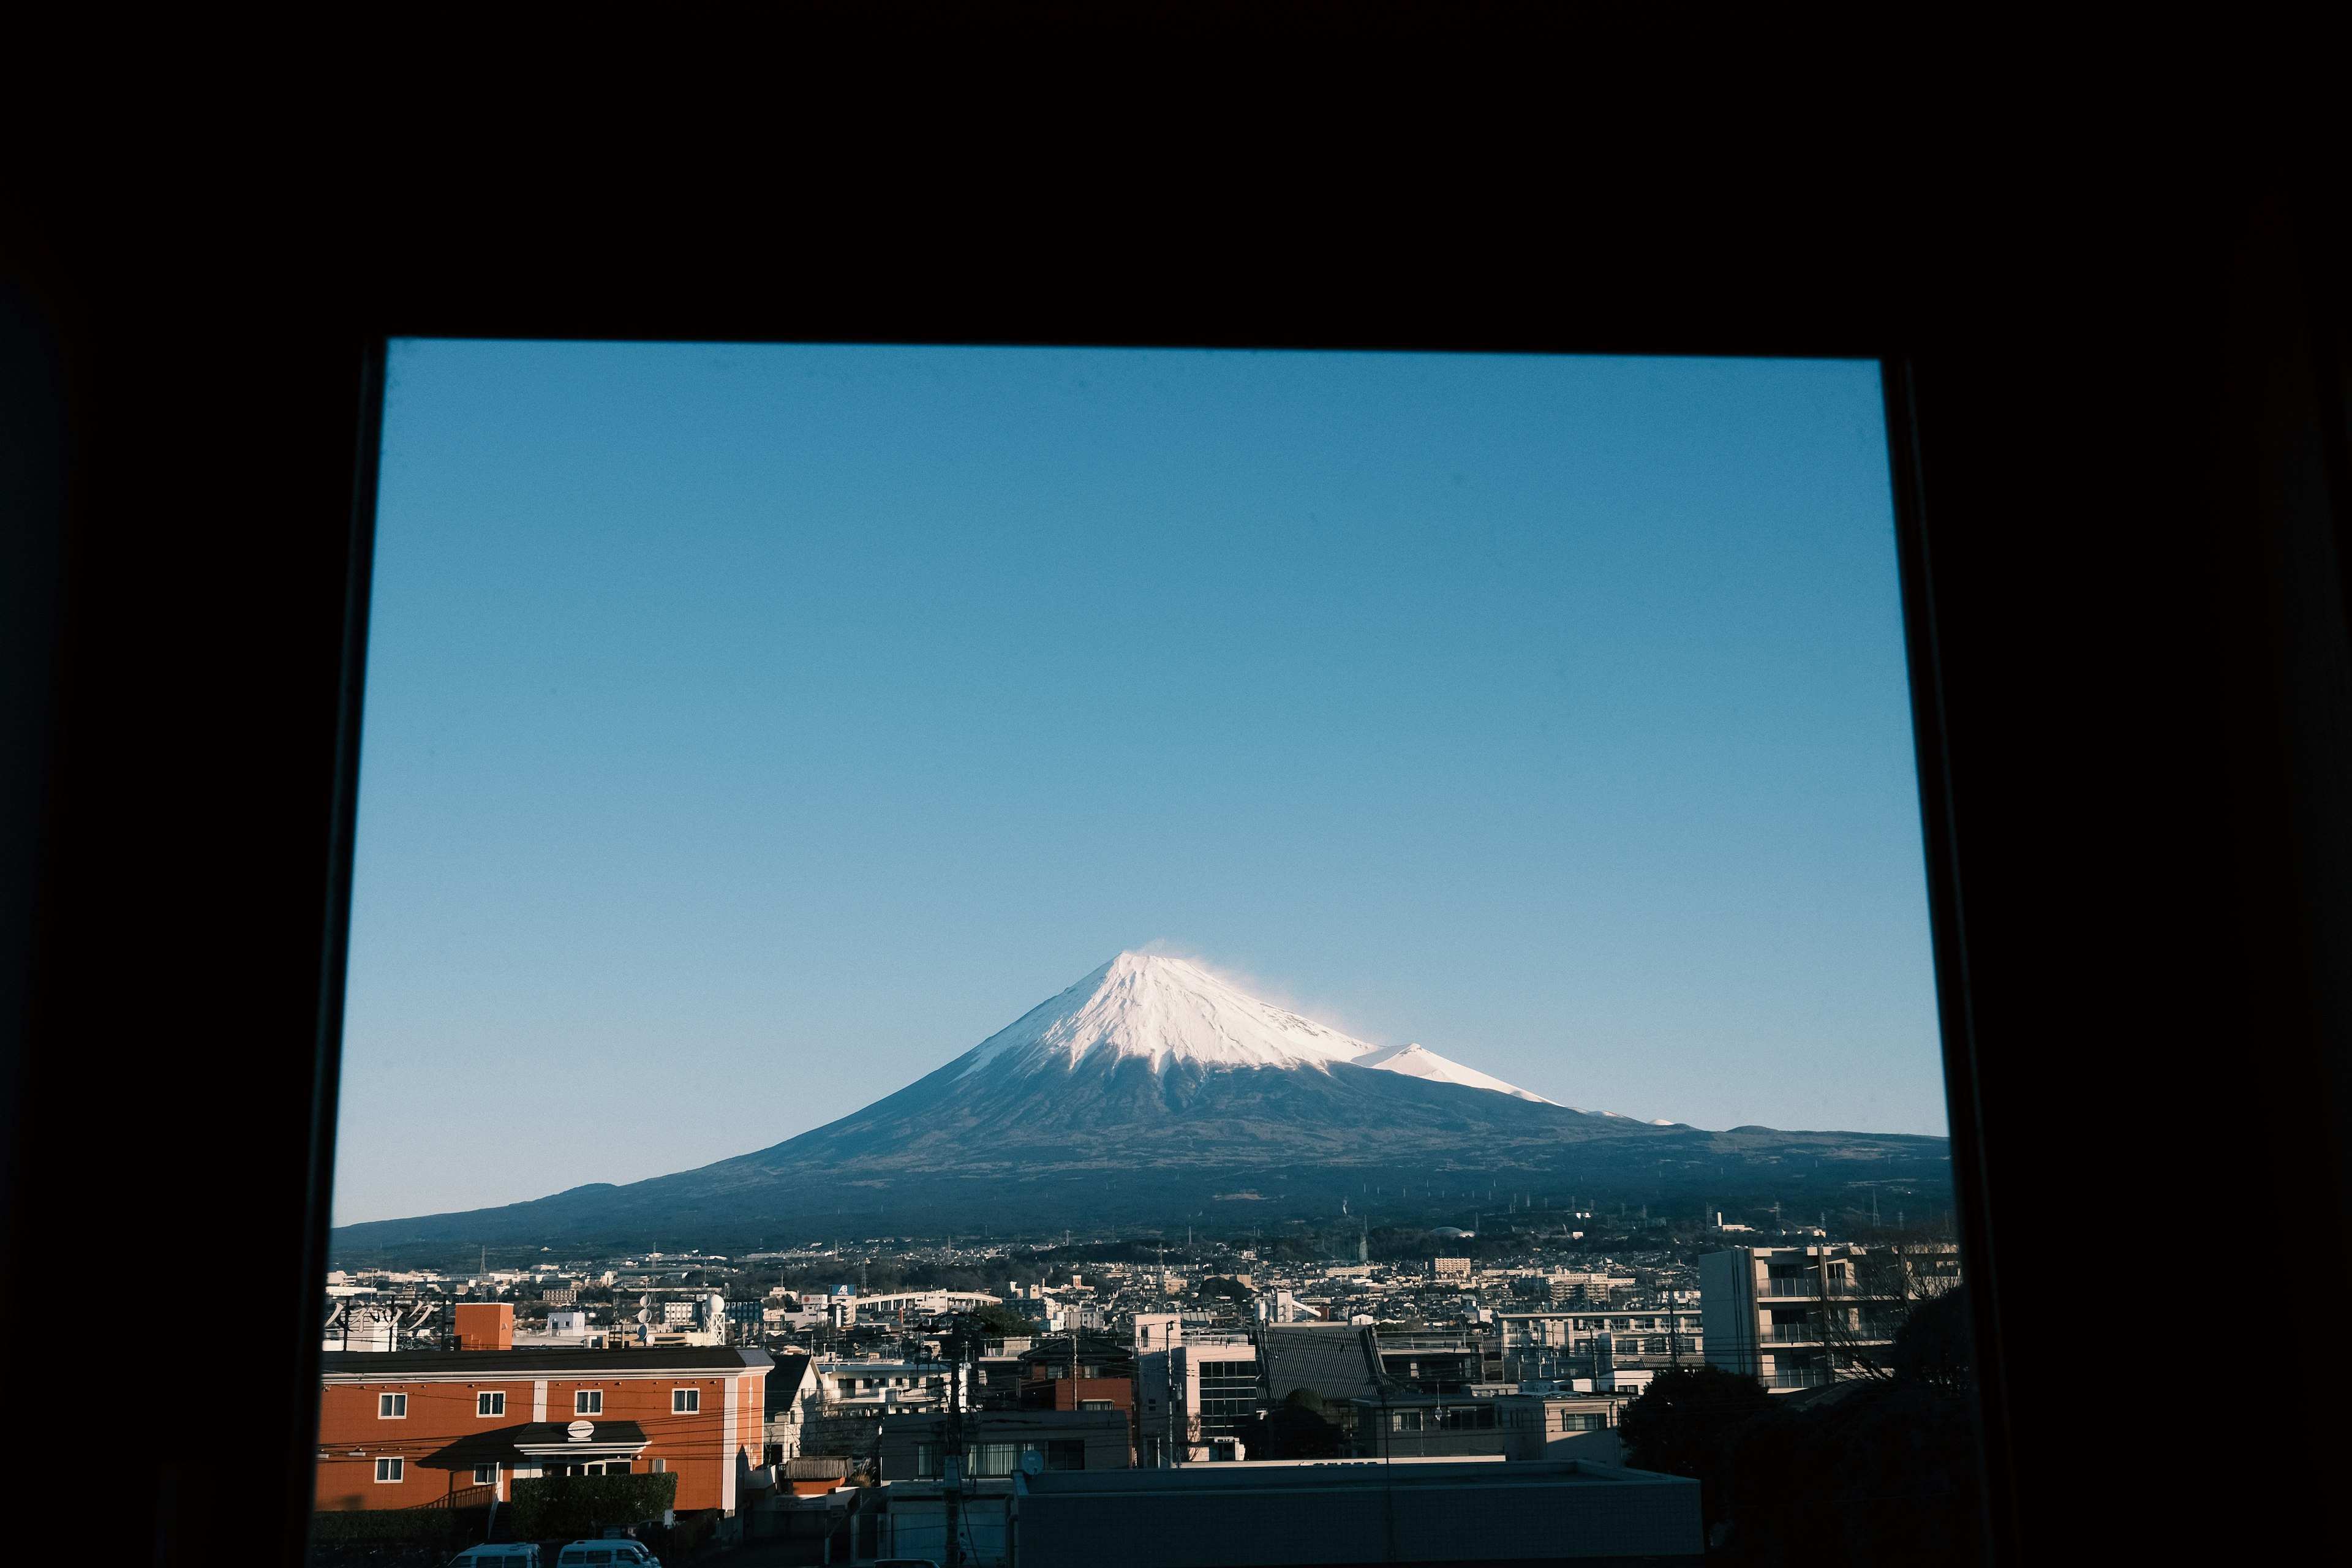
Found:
<box><xmin>1352</xmin><ymin>1041</ymin><xmax>1555</xmax><ymax>1104</ymax></box>
<box><xmin>953</xmin><ymin>953</ymin><xmax>1563</xmax><ymax>1107</ymax></box>
<box><xmin>956</xmin><ymin>952</ymin><xmax>1376</xmax><ymax>1077</ymax></box>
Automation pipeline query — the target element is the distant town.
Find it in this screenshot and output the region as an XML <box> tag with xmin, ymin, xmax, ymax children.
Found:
<box><xmin>316</xmin><ymin>1204</ymin><xmax>1962</xmax><ymax>1566</ymax></box>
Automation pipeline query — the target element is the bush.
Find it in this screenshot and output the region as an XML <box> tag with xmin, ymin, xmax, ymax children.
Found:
<box><xmin>509</xmin><ymin>1472</ymin><xmax>679</xmax><ymax>1539</ymax></box>
<box><xmin>310</xmin><ymin>1510</ymin><xmax>474</xmax><ymax>1544</ymax></box>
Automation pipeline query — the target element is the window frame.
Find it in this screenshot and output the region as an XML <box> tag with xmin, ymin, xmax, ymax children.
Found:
<box><xmin>672</xmin><ymin>1387</ymin><xmax>699</xmax><ymax>1414</ymax></box>
<box><xmin>575</xmin><ymin>1389</ymin><xmax>603</xmax><ymax>1415</ymax></box>
<box><xmin>374</xmin><ymin>1457</ymin><xmax>404</xmax><ymax>1483</ymax></box>
<box><xmin>477</xmin><ymin>1390</ymin><xmax>505</xmax><ymax>1417</ymax></box>
<box><xmin>377</xmin><ymin>1392</ymin><xmax>406</xmax><ymax>1419</ymax></box>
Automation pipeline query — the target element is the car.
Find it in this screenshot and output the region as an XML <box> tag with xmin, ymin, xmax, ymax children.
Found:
<box><xmin>448</xmin><ymin>1548</ymin><xmax>541</xmax><ymax>1568</ymax></box>
<box><xmin>554</xmin><ymin>1541</ymin><xmax>660</xmax><ymax>1567</ymax></box>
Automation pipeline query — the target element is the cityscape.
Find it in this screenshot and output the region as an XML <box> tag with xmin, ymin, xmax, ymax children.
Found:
<box><xmin>315</xmin><ymin>956</ymin><xmax>1968</xmax><ymax>1567</ymax></box>
<box><xmin>317</xmin><ymin>345</ymin><xmax>1969</xmax><ymax>1566</ymax></box>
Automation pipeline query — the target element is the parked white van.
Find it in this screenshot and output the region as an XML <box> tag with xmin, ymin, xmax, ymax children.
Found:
<box><xmin>447</xmin><ymin>1548</ymin><xmax>541</xmax><ymax>1568</ymax></box>
<box><xmin>554</xmin><ymin>1542</ymin><xmax>659</xmax><ymax>1567</ymax></box>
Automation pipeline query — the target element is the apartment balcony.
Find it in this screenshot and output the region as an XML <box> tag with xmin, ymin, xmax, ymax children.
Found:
<box><xmin>1758</xmin><ymin>1280</ymin><xmax>1908</xmax><ymax>1299</ymax></box>
<box><xmin>1763</xmin><ymin>1371</ymin><xmax>1834</xmax><ymax>1390</ymax></box>
<box><xmin>1762</xmin><ymin>1324</ymin><xmax>1823</xmax><ymax>1344</ymax></box>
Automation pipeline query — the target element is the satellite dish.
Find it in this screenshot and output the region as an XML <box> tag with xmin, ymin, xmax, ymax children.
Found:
<box><xmin>567</xmin><ymin>1419</ymin><xmax>595</xmax><ymax>1442</ymax></box>
<box><xmin>1019</xmin><ymin>1449</ymin><xmax>1045</xmax><ymax>1476</ymax></box>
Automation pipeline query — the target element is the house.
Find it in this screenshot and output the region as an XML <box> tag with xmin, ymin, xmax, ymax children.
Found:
<box><xmin>758</xmin><ymin>1352</ymin><xmax>817</xmax><ymax>1466</ymax></box>
<box><xmin>314</xmin><ymin>1327</ymin><xmax>771</xmax><ymax>1517</ymax></box>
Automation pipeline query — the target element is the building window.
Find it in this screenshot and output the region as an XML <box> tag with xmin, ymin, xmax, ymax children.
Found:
<box><xmin>576</xmin><ymin>1389</ymin><xmax>603</xmax><ymax>1415</ymax></box>
<box><xmin>673</xmin><ymin>1387</ymin><xmax>700</xmax><ymax>1413</ymax></box>
<box><xmin>473</xmin><ymin>1464</ymin><xmax>498</xmax><ymax>1485</ymax></box>
<box><xmin>378</xmin><ymin>1393</ymin><xmax>407</xmax><ymax>1419</ymax></box>
<box><xmin>1046</xmin><ymin>1439</ymin><xmax>1086</xmax><ymax>1471</ymax></box>
<box><xmin>375</xmin><ymin>1458</ymin><xmax>404</xmax><ymax>1482</ymax></box>
<box><xmin>478</xmin><ymin>1390</ymin><xmax>506</xmax><ymax>1417</ymax></box>
<box><xmin>650</xmin><ymin>1458</ymin><xmax>666</xmax><ymax>1473</ymax></box>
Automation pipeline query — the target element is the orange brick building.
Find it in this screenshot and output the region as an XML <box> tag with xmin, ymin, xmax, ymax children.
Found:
<box><xmin>317</xmin><ymin>1324</ymin><xmax>770</xmax><ymax>1517</ymax></box>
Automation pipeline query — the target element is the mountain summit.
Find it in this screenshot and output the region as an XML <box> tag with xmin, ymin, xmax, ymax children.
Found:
<box><xmin>331</xmin><ymin>952</ymin><xmax>1953</xmax><ymax>1256</ymax></box>
<box><xmin>959</xmin><ymin>952</ymin><xmax>1376</xmax><ymax>1076</ymax></box>
<box><xmin>954</xmin><ymin>952</ymin><xmax>1551</xmax><ymax>1104</ymax></box>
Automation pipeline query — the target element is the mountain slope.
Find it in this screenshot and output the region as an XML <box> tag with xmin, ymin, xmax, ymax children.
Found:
<box><xmin>331</xmin><ymin>952</ymin><xmax>1950</xmax><ymax>1254</ymax></box>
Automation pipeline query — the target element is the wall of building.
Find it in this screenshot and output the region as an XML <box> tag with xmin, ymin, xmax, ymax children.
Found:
<box><xmin>315</xmin><ymin>1367</ymin><xmax>764</xmax><ymax>1515</ymax></box>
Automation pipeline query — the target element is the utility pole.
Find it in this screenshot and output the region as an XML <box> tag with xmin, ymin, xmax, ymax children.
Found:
<box><xmin>943</xmin><ymin>1326</ymin><xmax>965</xmax><ymax>1568</ymax></box>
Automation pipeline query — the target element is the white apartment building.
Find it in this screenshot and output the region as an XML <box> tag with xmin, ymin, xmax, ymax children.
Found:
<box><xmin>815</xmin><ymin>1355</ymin><xmax>973</xmax><ymax>1411</ymax></box>
<box><xmin>1497</xmin><ymin>1308</ymin><xmax>1702</xmax><ymax>1381</ymax></box>
<box><xmin>1700</xmin><ymin>1245</ymin><xmax>1961</xmax><ymax>1392</ymax></box>
<box><xmin>1133</xmin><ymin>1314</ymin><xmax>1261</xmax><ymax>1467</ymax></box>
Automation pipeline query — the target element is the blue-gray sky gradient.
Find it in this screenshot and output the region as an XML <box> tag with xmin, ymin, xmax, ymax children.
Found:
<box><xmin>336</xmin><ymin>343</ymin><xmax>1943</xmax><ymax>1226</ymax></box>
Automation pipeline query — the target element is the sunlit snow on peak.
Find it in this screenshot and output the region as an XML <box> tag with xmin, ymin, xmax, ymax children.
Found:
<box><xmin>1352</xmin><ymin>1041</ymin><xmax>1556</xmax><ymax>1104</ymax></box>
<box><xmin>958</xmin><ymin>951</ymin><xmax>1374</xmax><ymax>1076</ymax></box>
<box><xmin>952</xmin><ymin>952</ymin><xmax>1567</xmax><ymax>1108</ymax></box>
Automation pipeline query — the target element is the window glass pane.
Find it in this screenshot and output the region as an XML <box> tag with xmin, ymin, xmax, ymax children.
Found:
<box><xmin>326</xmin><ymin>345</ymin><xmax>1974</xmax><ymax>1562</ymax></box>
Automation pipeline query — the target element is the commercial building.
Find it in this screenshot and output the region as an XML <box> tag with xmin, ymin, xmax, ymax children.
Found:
<box><xmin>1700</xmin><ymin>1245</ymin><xmax>1962</xmax><ymax>1391</ymax></box>
<box><xmin>314</xmin><ymin>1328</ymin><xmax>771</xmax><ymax>1515</ymax></box>
<box><xmin>876</xmin><ymin>1408</ymin><xmax>1133</xmax><ymax>1480</ymax></box>
<box><xmin>1345</xmin><ymin>1391</ymin><xmax>1629</xmax><ymax>1463</ymax></box>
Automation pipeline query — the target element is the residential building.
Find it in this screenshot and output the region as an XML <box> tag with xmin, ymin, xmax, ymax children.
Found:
<box><xmin>314</xmin><ymin>1344</ymin><xmax>771</xmax><ymax>1515</ymax></box>
<box><xmin>1496</xmin><ymin>1308</ymin><xmax>1702</xmax><ymax>1381</ymax></box>
<box><xmin>1133</xmin><ymin>1315</ymin><xmax>1259</xmax><ymax>1466</ymax></box>
<box><xmin>1015</xmin><ymin>1332</ymin><xmax>1134</xmax><ymax>1417</ymax></box>
<box><xmin>1700</xmin><ymin>1244</ymin><xmax>1962</xmax><ymax>1391</ymax></box>
<box><xmin>759</xmin><ymin>1352</ymin><xmax>816</xmax><ymax>1466</ymax></box>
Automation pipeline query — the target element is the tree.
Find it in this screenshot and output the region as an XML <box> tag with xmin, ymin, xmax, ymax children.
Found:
<box><xmin>970</xmin><ymin>1302</ymin><xmax>1040</xmax><ymax>1337</ymax></box>
<box><xmin>1888</xmin><ymin>1284</ymin><xmax>1973</xmax><ymax>1392</ymax></box>
<box><xmin>1234</xmin><ymin>1388</ymin><xmax>1346</xmax><ymax>1460</ymax></box>
<box><xmin>1615</xmin><ymin>1364</ymin><xmax>1774</xmax><ymax>1529</ymax></box>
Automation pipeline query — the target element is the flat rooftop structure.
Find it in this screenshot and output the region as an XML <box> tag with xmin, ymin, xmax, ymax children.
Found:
<box><xmin>320</xmin><ymin>1345</ymin><xmax>771</xmax><ymax>1380</ymax></box>
<box><xmin>1010</xmin><ymin>1458</ymin><xmax>1702</xmax><ymax>1567</ymax></box>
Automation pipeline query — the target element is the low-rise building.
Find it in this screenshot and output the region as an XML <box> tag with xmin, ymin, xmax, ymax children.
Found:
<box><xmin>1007</xmin><ymin>1458</ymin><xmax>1702</xmax><ymax>1567</ymax></box>
<box><xmin>877</xmin><ymin>1408</ymin><xmax>1133</xmax><ymax>1481</ymax></box>
<box><xmin>760</xmin><ymin>1352</ymin><xmax>817</xmax><ymax>1465</ymax></box>
<box><xmin>1346</xmin><ymin>1390</ymin><xmax>1630</xmax><ymax>1462</ymax></box>
<box><xmin>314</xmin><ymin>1341</ymin><xmax>770</xmax><ymax>1515</ymax></box>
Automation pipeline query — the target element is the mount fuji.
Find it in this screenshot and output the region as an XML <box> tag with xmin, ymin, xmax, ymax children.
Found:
<box><xmin>333</xmin><ymin>952</ymin><xmax>1951</xmax><ymax>1256</ymax></box>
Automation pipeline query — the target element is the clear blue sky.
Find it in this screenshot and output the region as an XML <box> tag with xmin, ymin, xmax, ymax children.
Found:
<box><xmin>334</xmin><ymin>342</ymin><xmax>1945</xmax><ymax>1226</ymax></box>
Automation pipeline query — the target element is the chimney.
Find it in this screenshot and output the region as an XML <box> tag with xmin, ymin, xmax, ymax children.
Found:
<box><xmin>454</xmin><ymin>1301</ymin><xmax>513</xmax><ymax>1351</ymax></box>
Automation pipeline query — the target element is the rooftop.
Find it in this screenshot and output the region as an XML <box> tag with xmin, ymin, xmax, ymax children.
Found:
<box><xmin>320</xmin><ymin>1346</ymin><xmax>772</xmax><ymax>1381</ymax></box>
